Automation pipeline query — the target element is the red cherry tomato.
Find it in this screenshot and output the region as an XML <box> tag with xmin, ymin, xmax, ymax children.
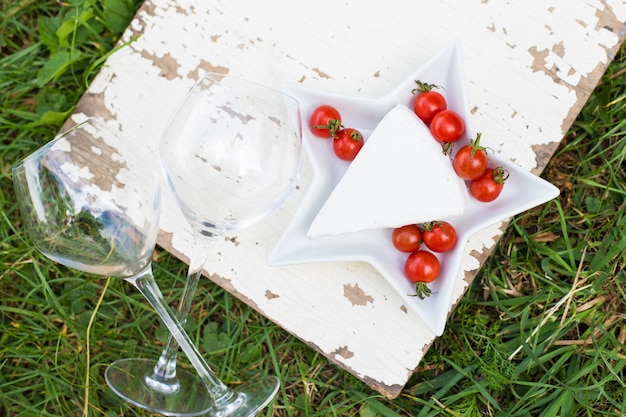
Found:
<box><xmin>430</xmin><ymin>110</ymin><xmax>465</xmax><ymax>144</ymax></box>
<box><xmin>470</xmin><ymin>167</ymin><xmax>509</xmax><ymax>202</ymax></box>
<box><xmin>392</xmin><ymin>224</ymin><xmax>423</xmax><ymax>253</ymax></box>
<box><xmin>404</xmin><ymin>250</ymin><xmax>440</xmax><ymax>299</ymax></box>
<box><xmin>412</xmin><ymin>81</ymin><xmax>447</xmax><ymax>124</ymax></box>
<box><xmin>333</xmin><ymin>128</ymin><xmax>364</xmax><ymax>161</ymax></box>
<box><xmin>453</xmin><ymin>133</ymin><xmax>488</xmax><ymax>180</ymax></box>
<box><xmin>422</xmin><ymin>221</ymin><xmax>457</xmax><ymax>253</ymax></box>
<box><xmin>309</xmin><ymin>105</ymin><xmax>342</xmax><ymax>139</ymax></box>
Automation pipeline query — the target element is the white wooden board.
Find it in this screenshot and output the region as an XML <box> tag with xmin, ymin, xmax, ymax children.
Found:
<box><xmin>71</xmin><ymin>0</ymin><xmax>626</xmax><ymax>397</ymax></box>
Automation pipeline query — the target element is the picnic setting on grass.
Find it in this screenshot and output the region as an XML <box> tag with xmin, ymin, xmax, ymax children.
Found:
<box><xmin>1</xmin><ymin>1</ymin><xmax>625</xmax><ymax>416</ymax></box>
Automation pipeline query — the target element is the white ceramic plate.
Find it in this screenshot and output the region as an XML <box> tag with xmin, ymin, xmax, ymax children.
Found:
<box><xmin>268</xmin><ymin>41</ymin><xmax>560</xmax><ymax>336</ymax></box>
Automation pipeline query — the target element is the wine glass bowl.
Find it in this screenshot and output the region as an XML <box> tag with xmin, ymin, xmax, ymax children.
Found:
<box><xmin>12</xmin><ymin>118</ymin><xmax>160</xmax><ymax>279</ymax></box>
<box><xmin>161</xmin><ymin>73</ymin><xmax>302</xmax><ymax>234</ymax></box>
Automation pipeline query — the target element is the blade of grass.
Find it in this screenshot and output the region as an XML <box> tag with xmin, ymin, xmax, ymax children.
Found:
<box><xmin>82</xmin><ymin>276</ymin><xmax>111</xmax><ymax>417</ymax></box>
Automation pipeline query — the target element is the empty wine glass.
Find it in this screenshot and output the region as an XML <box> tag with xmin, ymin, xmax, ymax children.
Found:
<box><xmin>105</xmin><ymin>73</ymin><xmax>303</xmax><ymax>416</ymax></box>
<box><xmin>12</xmin><ymin>118</ymin><xmax>244</xmax><ymax>416</ymax></box>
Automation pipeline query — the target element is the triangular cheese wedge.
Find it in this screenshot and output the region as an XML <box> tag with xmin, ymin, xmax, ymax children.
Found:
<box><xmin>307</xmin><ymin>103</ymin><xmax>468</xmax><ymax>239</ymax></box>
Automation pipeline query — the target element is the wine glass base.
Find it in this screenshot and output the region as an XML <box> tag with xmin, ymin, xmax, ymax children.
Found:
<box><xmin>105</xmin><ymin>358</ymin><xmax>213</xmax><ymax>417</ymax></box>
<box><xmin>218</xmin><ymin>375</ymin><xmax>280</xmax><ymax>417</ymax></box>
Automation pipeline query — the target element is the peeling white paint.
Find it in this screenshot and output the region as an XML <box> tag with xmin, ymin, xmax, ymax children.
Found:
<box><xmin>73</xmin><ymin>0</ymin><xmax>626</xmax><ymax>398</ymax></box>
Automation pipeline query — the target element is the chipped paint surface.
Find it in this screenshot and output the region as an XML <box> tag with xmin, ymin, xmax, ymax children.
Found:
<box><xmin>71</xmin><ymin>0</ymin><xmax>625</xmax><ymax>398</ymax></box>
<box><xmin>344</xmin><ymin>283</ymin><xmax>375</xmax><ymax>307</ymax></box>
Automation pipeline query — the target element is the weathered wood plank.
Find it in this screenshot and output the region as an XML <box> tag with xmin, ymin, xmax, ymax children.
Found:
<box><xmin>70</xmin><ymin>0</ymin><xmax>626</xmax><ymax>398</ymax></box>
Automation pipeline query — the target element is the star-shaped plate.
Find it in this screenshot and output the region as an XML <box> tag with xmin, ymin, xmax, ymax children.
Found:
<box><xmin>268</xmin><ymin>41</ymin><xmax>560</xmax><ymax>336</ymax></box>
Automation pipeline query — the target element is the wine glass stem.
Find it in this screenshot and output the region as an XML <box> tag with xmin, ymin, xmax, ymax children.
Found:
<box><xmin>126</xmin><ymin>264</ymin><xmax>233</xmax><ymax>405</ymax></box>
<box><xmin>150</xmin><ymin>234</ymin><xmax>215</xmax><ymax>380</ymax></box>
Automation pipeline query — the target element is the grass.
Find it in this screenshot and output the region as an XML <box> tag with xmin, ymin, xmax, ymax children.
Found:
<box><xmin>1</xmin><ymin>1</ymin><xmax>625</xmax><ymax>416</ymax></box>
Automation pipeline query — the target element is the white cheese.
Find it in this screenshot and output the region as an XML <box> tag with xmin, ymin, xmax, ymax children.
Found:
<box><xmin>307</xmin><ymin>103</ymin><xmax>469</xmax><ymax>239</ymax></box>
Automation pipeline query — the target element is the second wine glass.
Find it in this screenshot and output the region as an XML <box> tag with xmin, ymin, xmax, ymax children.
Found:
<box><xmin>106</xmin><ymin>73</ymin><xmax>302</xmax><ymax>416</ymax></box>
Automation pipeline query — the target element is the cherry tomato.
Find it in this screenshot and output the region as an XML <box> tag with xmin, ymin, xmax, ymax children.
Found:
<box><xmin>404</xmin><ymin>250</ymin><xmax>440</xmax><ymax>299</ymax></box>
<box><xmin>412</xmin><ymin>81</ymin><xmax>447</xmax><ymax>124</ymax></box>
<box><xmin>309</xmin><ymin>105</ymin><xmax>342</xmax><ymax>138</ymax></box>
<box><xmin>430</xmin><ymin>110</ymin><xmax>465</xmax><ymax>144</ymax></box>
<box><xmin>453</xmin><ymin>133</ymin><xmax>488</xmax><ymax>180</ymax></box>
<box><xmin>392</xmin><ymin>224</ymin><xmax>423</xmax><ymax>253</ymax></box>
<box><xmin>333</xmin><ymin>128</ymin><xmax>364</xmax><ymax>161</ymax></box>
<box><xmin>470</xmin><ymin>167</ymin><xmax>509</xmax><ymax>202</ymax></box>
<box><xmin>422</xmin><ymin>221</ymin><xmax>457</xmax><ymax>253</ymax></box>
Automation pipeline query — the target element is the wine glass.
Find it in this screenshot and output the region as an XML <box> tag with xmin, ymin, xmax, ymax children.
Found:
<box><xmin>105</xmin><ymin>73</ymin><xmax>303</xmax><ymax>416</ymax></box>
<box><xmin>11</xmin><ymin>118</ymin><xmax>242</xmax><ymax>416</ymax></box>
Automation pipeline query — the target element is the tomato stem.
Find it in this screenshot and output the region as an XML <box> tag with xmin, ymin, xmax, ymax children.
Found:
<box><xmin>411</xmin><ymin>80</ymin><xmax>444</xmax><ymax>95</ymax></box>
<box><xmin>410</xmin><ymin>282</ymin><xmax>432</xmax><ymax>299</ymax></box>
<box><xmin>422</xmin><ymin>222</ymin><xmax>435</xmax><ymax>232</ymax></box>
<box><xmin>493</xmin><ymin>166</ymin><xmax>510</xmax><ymax>184</ymax></box>
<box><xmin>422</xmin><ymin>221</ymin><xmax>450</xmax><ymax>236</ymax></box>
<box><xmin>313</xmin><ymin>118</ymin><xmax>342</xmax><ymax>138</ymax></box>
<box><xmin>348</xmin><ymin>129</ymin><xmax>363</xmax><ymax>142</ymax></box>
<box><xmin>469</xmin><ymin>133</ymin><xmax>485</xmax><ymax>158</ymax></box>
<box><xmin>441</xmin><ymin>142</ymin><xmax>454</xmax><ymax>155</ymax></box>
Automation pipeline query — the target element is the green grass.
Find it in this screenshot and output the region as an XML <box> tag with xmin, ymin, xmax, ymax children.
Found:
<box><xmin>1</xmin><ymin>1</ymin><xmax>625</xmax><ymax>416</ymax></box>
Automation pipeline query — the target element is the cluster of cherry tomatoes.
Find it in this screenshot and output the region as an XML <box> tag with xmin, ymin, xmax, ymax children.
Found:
<box><xmin>413</xmin><ymin>80</ymin><xmax>465</xmax><ymax>146</ymax></box>
<box><xmin>390</xmin><ymin>81</ymin><xmax>512</xmax><ymax>296</ymax></box>
<box><xmin>391</xmin><ymin>221</ymin><xmax>457</xmax><ymax>299</ymax></box>
<box><xmin>308</xmin><ymin>84</ymin><xmax>511</xmax><ymax>298</ymax></box>
<box><xmin>308</xmin><ymin>105</ymin><xmax>364</xmax><ymax>162</ymax></box>
<box><xmin>454</xmin><ymin>134</ymin><xmax>509</xmax><ymax>202</ymax></box>
<box><xmin>412</xmin><ymin>80</ymin><xmax>509</xmax><ymax>203</ymax></box>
